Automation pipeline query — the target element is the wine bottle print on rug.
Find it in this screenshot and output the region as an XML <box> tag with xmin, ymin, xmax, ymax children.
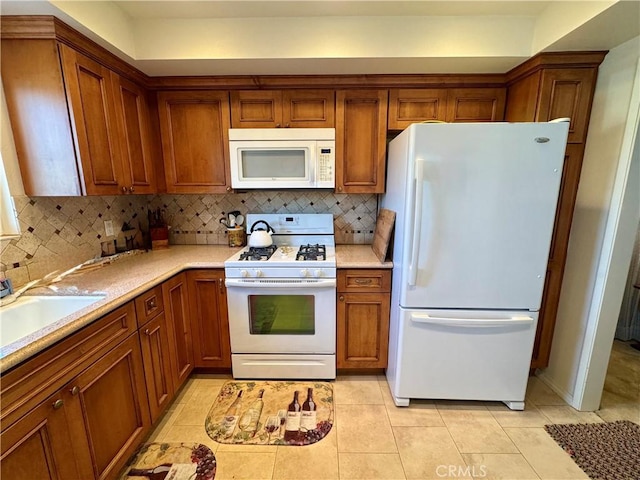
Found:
<box><xmin>205</xmin><ymin>381</ymin><xmax>334</xmax><ymax>446</ymax></box>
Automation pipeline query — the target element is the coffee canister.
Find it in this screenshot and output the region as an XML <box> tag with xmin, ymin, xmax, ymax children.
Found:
<box><xmin>227</xmin><ymin>226</ymin><xmax>245</xmax><ymax>247</ymax></box>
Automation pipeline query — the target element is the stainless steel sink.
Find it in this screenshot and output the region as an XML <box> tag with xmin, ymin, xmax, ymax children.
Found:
<box><xmin>0</xmin><ymin>295</ymin><xmax>105</xmax><ymax>348</ymax></box>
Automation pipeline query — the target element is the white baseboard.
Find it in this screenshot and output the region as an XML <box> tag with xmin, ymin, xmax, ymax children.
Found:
<box><xmin>535</xmin><ymin>369</ymin><xmax>583</xmax><ymax>410</ymax></box>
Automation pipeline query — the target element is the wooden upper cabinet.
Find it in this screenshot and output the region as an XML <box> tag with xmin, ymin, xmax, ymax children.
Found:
<box><xmin>536</xmin><ymin>69</ymin><xmax>598</xmax><ymax>144</ymax></box>
<box><xmin>111</xmin><ymin>73</ymin><xmax>157</xmax><ymax>194</ymax></box>
<box><xmin>388</xmin><ymin>88</ymin><xmax>448</xmax><ymax>129</ymax></box>
<box><xmin>0</xmin><ymin>38</ymin><xmax>82</xmax><ymax>196</ymax></box>
<box><xmin>59</xmin><ymin>44</ymin><xmax>125</xmax><ymax>196</ymax></box>
<box><xmin>231</xmin><ymin>89</ymin><xmax>335</xmax><ymax>128</ymax></box>
<box><xmin>0</xmin><ymin>37</ymin><xmax>156</xmax><ymax>196</ymax></box>
<box><xmin>157</xmin><ymin>90</ymin><xmax>232</xmax><ymax>193</ymax></box>
<box><xmin>282</xmin><ymin>90</ymin><xmax>335</xmax><ymax>127</ymax></box>
<box><xmin>335</xmin><ymin>90</ymin><xmax>388</xmax><ymax>193</ymax></box>
<box><xmin>446</xmin><ymin>88</ymin><xmax>506</xmax><ymax>122</ymax></box>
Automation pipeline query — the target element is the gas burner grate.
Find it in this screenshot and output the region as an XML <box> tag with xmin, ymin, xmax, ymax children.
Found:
<box><xmin>296</xmin><ymin>244</ymin><xmax>326</xmax><ymax>261</ymax></box>
<box><xmin>239</xmin><ymin>245</ymin><xmax>278</xmax><ymax>261</ymax></box>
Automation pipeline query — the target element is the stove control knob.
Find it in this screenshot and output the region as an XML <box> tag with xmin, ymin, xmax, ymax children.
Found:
<box><xmin>254</xmin><ymin>269</ymin><xmax>263</xmax><ymax>277</ymax></box>
<box><xmin>314</xmin><ymin>269</ymin><xmax>323</xmax><ymax>278</ymax></box>
<box><xmin>299</xmin><ymin>269</ymin><xmax>309</xmax><ymax>278</ymax></box>
<box><xmin>240</xmin><ymin>269</ymin><xmax>249</xmax><ymax>278</ymax></box>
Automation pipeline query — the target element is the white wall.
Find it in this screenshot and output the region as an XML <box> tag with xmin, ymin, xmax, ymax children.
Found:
<box><xmin>540</xmin><ymin>36</ymin><xmax>640</xmax><ymax>405</ymax></box>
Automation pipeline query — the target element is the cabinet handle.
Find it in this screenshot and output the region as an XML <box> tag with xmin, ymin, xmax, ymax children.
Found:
<box><xmin>146</xmin><ymin>298</ymin><xmax>157</xmax><ymax>310</ymax></box>
<box><xmin>129</xmin><ymin>186</ymin><xmax>135</xmax><ymax>193</ymax></box>
<box><xmin>70</xmin><ymin>386</ymin><xmax>79</xmax><ymax>396</ymax></box>
<box><xmin>145</xmin><ymin>328</ymin><xmax>151</xmax><ymax>336</ymax></box>
<box><xmin>354</xmin><ymin>278</ymin><xmax>373</xmax><ymax>285</ymax></box>
<box><xmin>339</xmin><ymin>295</ymin><xmax>345</xmax><ymax>301</ymax></box>
<box><xmin>121</xmin><ymin>186</ymin><xmax>128</xmax><ymax>194</ymax></box>
<box><xmin>52</xmin><ymin>399</ymin><xmax>64</xmax><ymax>409</ymax></box>
<box><xmin>219</xmin><ymin>278</ymin><xmax>224</xmax><ymax>294</ymax></box>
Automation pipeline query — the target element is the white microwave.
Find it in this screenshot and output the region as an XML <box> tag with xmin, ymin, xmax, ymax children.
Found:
<box><xmin>228</xmin><ymin>128</ymin><xmax>335</xmax><ymax>189</ymax></box>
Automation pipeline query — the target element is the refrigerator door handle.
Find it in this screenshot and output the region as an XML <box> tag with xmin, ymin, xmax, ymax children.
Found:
<box><xmin>410</xmin><ymin>313</ymin><xmax>535</xmax><ymax>327</ymax></box>
<box><xmin>408</xmin><ymin>158</ymin><xmax>426</xmax><ymax>286</ymax></box>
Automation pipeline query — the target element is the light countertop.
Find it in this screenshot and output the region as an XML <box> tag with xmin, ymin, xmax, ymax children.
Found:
<box><xmin>1</xmin><ymin>244</ymin><xmax>390</xmax><ymax>372</ymax></box>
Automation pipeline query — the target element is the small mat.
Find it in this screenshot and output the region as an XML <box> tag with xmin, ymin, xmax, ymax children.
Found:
<box><xmin>121</xmin><ymin>443</ymin><xmax>216</xmax><ymax>480</ymax></box>
<box><xmin>544</xmin><ymin>420</ymin><xmax>640</xmax><ymax>480</ymax></box>
<box><xmin>205</xmin><ymin>380</ymin><xmax>334</xmax><ymax>446</ymax></box>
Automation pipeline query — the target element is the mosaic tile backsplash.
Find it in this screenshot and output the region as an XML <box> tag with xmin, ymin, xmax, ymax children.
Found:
<box><xmin>1</xmin><ymin>192</ymin><xmax>377</xmax><ymax>287</ymax></box>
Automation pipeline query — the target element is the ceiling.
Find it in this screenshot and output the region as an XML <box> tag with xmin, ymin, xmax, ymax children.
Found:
<box><xmin>1</xmin><ymin>1</ymin><xmax>639</xmax><ymax>76</ymax></box>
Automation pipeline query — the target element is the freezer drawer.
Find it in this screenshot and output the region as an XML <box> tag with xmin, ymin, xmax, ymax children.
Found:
<box><xmin>388</xmin><ymin>308</ymin><xmax>538</xmax><ymax>409</ymax></box>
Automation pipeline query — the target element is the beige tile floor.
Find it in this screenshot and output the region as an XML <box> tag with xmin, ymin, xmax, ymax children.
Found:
<box><xmin>144</xmin><ymin>342</ymin><xmax>639</xmax><ymax>480</ymax></box>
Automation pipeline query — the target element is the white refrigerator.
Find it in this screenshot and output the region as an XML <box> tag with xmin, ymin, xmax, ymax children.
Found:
<box><xmin>381</xmin><ymin>122</ymin><xmax>569</xmax><ymax>410</ymax></box>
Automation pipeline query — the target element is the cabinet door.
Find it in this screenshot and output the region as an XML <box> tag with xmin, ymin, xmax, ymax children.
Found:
<box><xmin>337</xmin><ymin>292</ymin><xmax>390</xmax><ymax>369</ymax></box>
<box><xmin>230</xmin><ymin>90</ymin><xmax>283</xmax><ymax>128</ymax></box>
<box><xmin>59</xmin><ymin>44</ymin><xmax>124</xmax><ymax>195</ymax></box>
<box><xmin>0</xmin><ymin>391</ymin><xmax>79</xmax><ymax>480</ymax></box>
<box><xmin>388</xmin><ymin>88</ymin><xmax>448</xmax><ymax>130</ymax></box>
<box><xmin>536</xmin><ymin>68</ymin><xmax>598</xmax><ymax>144</ymax></box>
<box><xmin>187</xmin><ymin>270</ymin><xmax>231</xmax><ymax>368</ymax></box>
<box><xmin>112</xmin><ymin>73</ymin><xmax>157</xmax><ymax>194</ymax></box>
<box><xmin>335</xmin><ymin>90</ymin><xmax>388</xmax><ymax>193</ymax></box>
<box><xmin>139</xmin><ymin>313</ymin><xmax>175</xmax><ymax>422</ymax></box>
<box><xmin>65</xmin><ymin>334</ymin><xmax>151</xmax><ymax>480</ymax></box>
<box><xmin>445</xmin><ymin>88</ymin><xmax>506</xmax><ymax>122</ymax></box>
<box><xmin>158</xmin><ymin>91</ymin><xmax>232</xmax><ymax>193</ymax></box>
<box><xmin>282</xmin><ymin>90</ymin><xmax>335</xmax><ymax>127</ymax></box>
<box><xmin>163</xmin><ymin>273</ymin><xmax>195</xmax><ymax>387</ymax></box>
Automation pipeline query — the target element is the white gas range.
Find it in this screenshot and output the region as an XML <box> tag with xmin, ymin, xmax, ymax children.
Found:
<box><xmin>224</xmin><ymin>213</ymin><xmax>337</xmax><ymax>379</ymax></box>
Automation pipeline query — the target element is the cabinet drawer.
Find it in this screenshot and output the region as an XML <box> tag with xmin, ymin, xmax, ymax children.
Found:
<box><xmin>338</xmin><ymin>269</ymin><xmax>391</xmax><ymax>293</ymax></box>
<box><xmin>0</xmin><ymin>302</ymin><xmax>137</xmax><ymax>429</ymax></box>
<box><xmin>134</xmin><ymin>285</ymin><xmax>164</xmax><ymax>327</ymax></box>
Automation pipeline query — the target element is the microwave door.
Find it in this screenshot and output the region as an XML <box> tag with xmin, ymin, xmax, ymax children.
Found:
<box><xmin>231</xmin><ymin>140</ymin><xmax>315</xmax><ymax>188</ymax></box>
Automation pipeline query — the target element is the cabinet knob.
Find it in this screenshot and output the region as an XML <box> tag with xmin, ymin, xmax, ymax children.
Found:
<box><xmin>337</xmin><ymin>187</ymin><xmax>343</xmax><ymax>192</ymax></box>
<box><xmin>144</xmin><ymin>328</ymin><xmax>151</xmax><ymax>336</ymax></box>
<box><xmin>218</xmin><ymin>278</ymin><xmax>224</xmax><ymax>294</ymax></box>
<box><xmin>70</xmin><ymin>386</ymin><xmax>80</xmax><ymax>396</ymax></box>
<box><xmin>129</xmin><ymin>186</ymin><xmax>135</xmax><ymax>193</ymax></box>
<box><xmin>52</xmin><ymin>399</ymin><xmax>64</xmax><ymax>409</ymax></box>
<box><xmin>146</xmin><ymin>298</ymin><xmax>157</xmax><ymax>310</ymax></box>
<box><xmin>339</xmin><ymin>295</ymin><xmax>345</xmax><ymax>302</ymax></box>
<box><xmin>276</xmin><ymin>123</ymin><xmax>281</xmax><ymax>128</ymax></box>
<box><xmin>121</xmin><ymin>186</ymin><xmax>128</xmax><ymax>194</ymax></box>
<box><xmin>285</xmin><ymin>123</ymin><xmax>290</xmax><ymax>128</ymax></box>
<box><xmin>226</xmin><ymin>186</ymin><xmax>232</xmax><ymax>192</ymax></box>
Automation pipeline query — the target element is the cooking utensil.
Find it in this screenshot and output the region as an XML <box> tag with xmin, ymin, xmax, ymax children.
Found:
<box><xmin>219</xmin><ymin>217</ymin><xmax>228</xmax><ymax>227</ymax></box>
<box><xmin>248</xmin><ymin>220</ymin><xmax>274</xmax><ymax>247</ymax></box>
<box><xmin>235</xmin><ymin>214</ymin><xmax>245</xmax><ymax>226</ymax></box>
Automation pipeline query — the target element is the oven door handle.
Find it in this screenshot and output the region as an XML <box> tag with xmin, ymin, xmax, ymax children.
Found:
<box><xmin>225</xmin><ymin>279</ymin><xmax>337</xmax><ymax>288</ymax></box>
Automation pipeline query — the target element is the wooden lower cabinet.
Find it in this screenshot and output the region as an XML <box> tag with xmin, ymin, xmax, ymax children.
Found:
<box><xmin>187</xmin><ymin>270</ymin><xmax>231</xmax><ymax>368</ymax></box>
<box><xmin>162</xmin><ymin>272</ymin><xmax>195</xmax><ymax>387</ymax></box>
<box><xmin>65</xmin><ymin>334</ymin><xmax>151</xmax><ymax>480</ymax></box>
<box><xmin>139</xmin><ymin>312</ymin><xmax>175</xmax><ymax>422</ymax></box>
<box><xmin>337</xmin><ymin>270</ymin><xmax>391</xmax><ymax>369</ymax></box>
<box><xmin>0</xmin><ymin>391</ymin><xmax>80</xmax><ymax>480</ymax></box>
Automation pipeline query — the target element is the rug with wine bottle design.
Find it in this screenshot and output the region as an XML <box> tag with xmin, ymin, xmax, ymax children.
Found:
<box><xmin>120</xmin><ymin>443</ymin><xmax>216</xmax><ymax>480</ymax></box>
<box><xmin>205</xmin><ymin>381</ymin><xmax>334</xmax><ymax>446</ymax></box>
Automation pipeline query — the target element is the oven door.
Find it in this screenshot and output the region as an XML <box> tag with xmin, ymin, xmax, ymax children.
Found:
<box><xmin>225</xmin><ymin>278</ymin><xmax>336</xmax><ymax>354</ymax></box>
